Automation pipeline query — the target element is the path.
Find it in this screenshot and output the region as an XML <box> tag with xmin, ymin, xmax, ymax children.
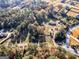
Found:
<box><xmin>0</xmin><ymin>32</ymin><xmax>12</xmax><ymax>44</ymax></box>
<box><xmin>52</xmin><ymin>29</ymin><xmax>58</xmax><ymax>47</ymax></box>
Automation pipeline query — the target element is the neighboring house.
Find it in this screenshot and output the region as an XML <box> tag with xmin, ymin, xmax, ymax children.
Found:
<box><xmin>67</xmin><ymin>4</ymin><xmax>79</xmax><ymax>19</ymax></box>
<box><xmin>54</xmin><ymin>4</ymin><xmax>63</xmax><ymax>13</ymax></box>
<box><xmin>16</xmin><ymin>43</ymin><xmax>28</xmax><ymax>50</ymax></box>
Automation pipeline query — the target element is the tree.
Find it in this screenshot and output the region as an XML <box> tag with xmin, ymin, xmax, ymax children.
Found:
<box><xmin>28</xmin><ymin>23</ymin><xmax>45</xmax><ymax>43</ymax></box>
<box><xmin>55</xmin><ymin>31</ymin><xmax>66</xmax><ymax>44</ymax></box>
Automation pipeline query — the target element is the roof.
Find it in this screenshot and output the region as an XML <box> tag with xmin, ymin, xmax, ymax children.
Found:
<box><xmin>67</xmin><ymin>4</ymin><xmax>79</xmax><ymax>18</ymax></box>
<box><xmin>75</xmin><ymin>4</ymin><xmax>79</xmax><ymax>8</ymax></box>
<box><xmin>67</xmin><ymin>11</ymin><xmax>79</xmax><ymax>17</ymax></box>
<box><xmin>54</xmin><ymin>4</ymin><xmax>63</xmax><ymax>12</ymax></box>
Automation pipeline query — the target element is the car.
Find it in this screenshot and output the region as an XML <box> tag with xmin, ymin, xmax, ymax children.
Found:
<box><xmin>61</xmin><ymin>0</ymin><xmax>66</xmax><ymax>3</ymax></box>
<box><xmin>76</xmin><ymin>15</ymin><xmax>79</xmax><ymax>19</ymax></box>
<box><xmin>48</xmin><ymin>21</ymin><xmax>56</xmax><ymax>26</ymax></box>
<box><xmin>58</xmin><ymin>42</ymin><xmax>63</xmax><ymax>45</ymax></box>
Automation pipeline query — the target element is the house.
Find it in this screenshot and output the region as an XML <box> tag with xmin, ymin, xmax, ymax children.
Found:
<box><xmin>67</xmin><ymin>4</ymin><xmax>79</xmax><ymax>19</ymax></box>
<box><xmin>54</xmin><ymin>4</ymin><xmax>63</xmax><ymax>12</ymax></box>
<box><xmin>16</xmin><ymin>43</ymin><xmax>28</xmax><ymax>50</ymax></box>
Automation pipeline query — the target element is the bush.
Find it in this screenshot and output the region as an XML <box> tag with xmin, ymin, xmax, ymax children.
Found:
<box><xmin>68</xmin><ymin>54</ymin><xmax>76</xmax><ymax>59</ymax></box>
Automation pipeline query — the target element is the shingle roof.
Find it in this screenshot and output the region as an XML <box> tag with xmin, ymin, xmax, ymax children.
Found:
<box><xmin>67</xmin><ymin>4</ymin><xmax>79</xmax><ymax>18</ymax></box>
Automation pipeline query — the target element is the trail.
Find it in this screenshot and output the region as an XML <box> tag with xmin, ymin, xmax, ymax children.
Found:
<box><xmin>52</xmin><ymin>29</ymin><xmax>58</xmax><ymax>47</ymax></box>
<box><xmin>0</xmin><ymin>32</ymin><xmax>12</xmax><ymax>44</ymax></box>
